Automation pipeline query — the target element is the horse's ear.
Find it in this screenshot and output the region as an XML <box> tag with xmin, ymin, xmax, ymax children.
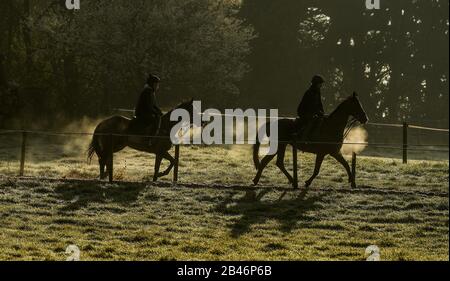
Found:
<box><xmin>353</xmin><ymin>91</ymin><xmax>358</xmax><ymax>98</ymax></box>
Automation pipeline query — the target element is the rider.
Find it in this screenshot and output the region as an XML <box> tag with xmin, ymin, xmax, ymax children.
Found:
<box><xmin>135</xmin><ymin>73</ymin><xmax>163</xmax><ymax>145</ymax></box>
<box><xmin>296</xmin><ymin>75</ymin><xmax>325</xmax><ymax>142</ymax></box>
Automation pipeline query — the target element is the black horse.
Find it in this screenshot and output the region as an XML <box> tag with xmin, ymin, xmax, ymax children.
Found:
<box><xmin>88</xmin><ymin>99</ymin><xmax>195</xmax><ymax>181</ymax></box>
<box><xmin>253</xmin><ymin>93</ymin><xmax>369</xmax><ymax>189</ymax></box>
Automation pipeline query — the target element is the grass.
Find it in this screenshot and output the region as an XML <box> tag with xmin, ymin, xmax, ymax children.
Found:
<box><xmin>0</xmin><ymin>134</ymin><xmax>448</xmax><ymax>261</ymax></box>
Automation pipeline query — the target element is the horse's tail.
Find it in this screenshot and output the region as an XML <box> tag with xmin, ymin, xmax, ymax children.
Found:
<box><xmin>253</xmin><ymin>136</ymin><xmax>261</xmax><ymax>170</ymax></box>
<box><xmin>87</xmin><ymin>133</ymin><xmax>100</xmax><ymax>164</ymax></box>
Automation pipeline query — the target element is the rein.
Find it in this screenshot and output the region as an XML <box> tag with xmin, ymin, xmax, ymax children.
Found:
<box><xmin>343</xmin><ymin>118</ymin><xmax>359</xmax><ymax>140</ymax></box>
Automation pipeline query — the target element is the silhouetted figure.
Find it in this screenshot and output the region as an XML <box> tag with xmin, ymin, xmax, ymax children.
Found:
<box><xmin>88</xmin><ymin>99</ymin><xmax>196</xmax><ymax>182</ymax></box>
<box><xmin>253</xmin><ymin>92</ymin><xmax>369</xmax><ymax>189</ymax></box>
<box><xmin>135</xmin><ymin>74</ymin><xmax>162</xmax><ymax>145</ymax></box>
<box><xmin>296</xmin><ymin>75</ymin><xmax>325</xmax><ymax>141</ymax></box>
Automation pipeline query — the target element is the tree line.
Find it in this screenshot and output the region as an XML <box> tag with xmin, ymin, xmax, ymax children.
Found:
<box><xmin>0</xmin><ymin>0</ymin><xmax>254</xmax><ymax>126</ymax></box>
<box><xmin>0</xmin><ymin>0</ymin><xmax>448</xmax><ymax>128</ymax></box>
<box><xmin>239</xmin><ymin>0</ymin><xmax>448</xmax><ymax>126</ymax></box>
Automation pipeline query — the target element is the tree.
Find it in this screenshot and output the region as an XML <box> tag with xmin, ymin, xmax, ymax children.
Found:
<box><xmin>239</xmin><ymin>0</ymin><xmax>449</xmax><ymax>125</ymax></box>
<box><xmin>0</xmin><ymin>0</ymin><xmax>255</xmax><ymax>125</ymax></box>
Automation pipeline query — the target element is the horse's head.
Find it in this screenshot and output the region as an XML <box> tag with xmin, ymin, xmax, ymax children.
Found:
<box><xmin>171</xmin><ymin>98</ymin><xmax>201</xmax><ymax>126</ymax></box>
<box><xmin>175</xmin><ymin>98</ymin><xmax>195</xmax><ymax>117</ymax></box>
<box><xmin>346</xmin><ymin>92</ymin><xmax>369</xmax><ymax>124</ymax></box>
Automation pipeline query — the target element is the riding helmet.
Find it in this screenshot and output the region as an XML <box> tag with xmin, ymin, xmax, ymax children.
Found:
<box><xmin>311</xmin><ymin>75</ymin><xmax>325</xmax><ymax>85</ymax></box>
<box><xmin>147</xmin><ymin>73</ymin><xmax>161</xmax><ymax>84</ymax></box>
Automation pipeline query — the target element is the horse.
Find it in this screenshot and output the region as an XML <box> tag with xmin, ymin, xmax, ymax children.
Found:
<box><xmin>88</xmin><ymin>99</ymin><xmax>195</xmax><ymax>182</ymax></box>
<box><xmin>253</xmin><ymin>92</ymin><xmax>369</xmax><ymax>189</ymax></box>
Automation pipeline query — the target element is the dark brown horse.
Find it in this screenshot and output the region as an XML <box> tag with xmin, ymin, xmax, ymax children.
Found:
<box><xmin>88</xmin><ymin>99</ymin><xmax>195</xmax><ymax>181</ymax></box>
<box><xmin>253</xmin><ymin>93</ymin><xmax>369</xmax><ymax>189</ymax></box>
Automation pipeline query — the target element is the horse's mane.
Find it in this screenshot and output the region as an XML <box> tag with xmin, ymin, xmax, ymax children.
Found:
<box><xmin>328</xmin><ymin>95</ymin><xmax>353</xmax><ymax>118</ymax></box>
<box><xmin>162</xmin><ymin>99</ymin><xmax>192</xmax><ymax>118</ymax></box>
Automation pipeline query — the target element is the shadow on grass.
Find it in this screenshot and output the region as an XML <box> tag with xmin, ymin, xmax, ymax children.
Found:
<box><xmin>54</xmin><ymin>181</ymin><xmax>147</xmax><ymax>212</ymax></box>
<box><xmin>216</xmin><ymin>188</ymin><xmax>326</xmax><ymax>238</ymax></box>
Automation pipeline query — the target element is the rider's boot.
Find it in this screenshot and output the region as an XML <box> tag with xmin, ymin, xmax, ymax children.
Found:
<box><xmin>149</xmin><ymin>118</ymin><xmax>161</xmax><ymax>146</ymax></box>
<box><xmin>147</xmin><ymin>127</ymin><xmax>154</xmax><ymax>146</ymax></box>
<box><xmin>148</xmin><ymin>127</ymin><xmax>160</xmax><ymax>146</ymax></box>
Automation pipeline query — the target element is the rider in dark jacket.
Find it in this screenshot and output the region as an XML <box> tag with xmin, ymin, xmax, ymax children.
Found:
<box><xmin>135</xmin><ymin>74</ymin><xmax>162</xmax><ymax>145</ymax></box>
<box><xmin>296</xmin><ymin>75</ymin><xmax>325</xmax><ymax>141</ymax></box>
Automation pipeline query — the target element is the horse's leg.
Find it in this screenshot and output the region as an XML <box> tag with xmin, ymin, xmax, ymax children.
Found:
<box><xmin>99</xmin><ymin>157</ymin><xmax>106</xmax><ymax>180</ymax></box>
<box><xmin>105</xmin><ymin>137</ymin><xmax>115</xmax><ymax>181</ymax></box>
<box><xmin>153</xmin><ymin>154</ymin><xmax>163</xmax><ymax>182</ymax></box>
<box><xmin>105</xmin><ymin>155</ymin><xmax>113</xmax><ymax>181</ymax></box>
<box><xmin>252</xmin><ymin>154</ymin><xmax>276</xmax><ymax>186</ymax></box>
<box><xmin>305</xmin><ymin>153</ymin><xmax>325</xmax><ymax>188</ymax></box>
<box><xmin>330</xmin><ymin>152</ymin><xmax>355</xmax><ymax>188</ymax></box>
<box><xmin>275</xmin><ymin>144</ymin><xmax>296</xmax><ymax>187</ymax></box>
<box><xmin>156</xmin><ymin>151</ymin><xmax>175</xmax><ymax>177</ymax></box>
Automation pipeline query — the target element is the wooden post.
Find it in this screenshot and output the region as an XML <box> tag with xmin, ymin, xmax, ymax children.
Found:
<box><xmin>108</xmin><ymin>134</ymin><xmax>114</xmax><ymax>183</ymax></box>
<box><xmin>19</xmin><ymin>131</ymin><xmax>27</xmax><ymax>176</ymax></box>
<box><xmin>292</xmin><ymin>141</ymin><xmax>298</xmax><ymax>188</ymax></box>
<box><xmin>403</xmin><ymin>122</ymin><xmax>408</xmax><ymax>164</ymax></box>
<box><xmin>352</xmin><ymin>152</ymin><xmax>357</xmax><ymax>183</ymax></box>
<box><xmin>173</xmin><ymin>145</ymin><xmax>180</xmax><ymax>183</ymax></box>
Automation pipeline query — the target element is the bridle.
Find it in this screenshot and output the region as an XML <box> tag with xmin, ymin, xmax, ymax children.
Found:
<box><xmin>342</xmin><ymin>97</ymin><xmax>365</xmax><ymax>140</ymax></box>
<box><xmin>177</xmin><ymin>101</ymin><xmax>201</xmax><ymax>138</ymax></box>
<box><xmin>343</xmin><ymin>117</ymin><xmax>359</xmax><ymax>140</ymax></box>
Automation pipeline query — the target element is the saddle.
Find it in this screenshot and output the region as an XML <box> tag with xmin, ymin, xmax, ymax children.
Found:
<box><xmin>295</xmin><ymin>116</ymin><xmax>325</xmax><ymax>142</ymax></box>
<box><xmin>128</xmin><ymin>117</ymin><xmax>155</xmax><ymax>136</ymax></box>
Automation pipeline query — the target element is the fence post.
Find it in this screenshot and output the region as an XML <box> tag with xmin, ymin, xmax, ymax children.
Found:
<box><xmin>292</xmin><ymin>141</ymin><xmax>298</xmax><ymax>188</ymax></box>
<box><xmin>173</xmin><ymin>145</ymin><xmax>180</xmax><ymax>183</ymax></box>
<box><xmin>352</xmin><ymin>152</ymin><xmax>357</xmax><ymax>183</ymax></box>
<box><xmin>403</xmin><ymin>122</ymin><xmax>408</xmax><ymax>164</ymax></box>
<box><xmin>109</xmin><ymin>134</ymin><xmax>114</xmax><ymax>183</ymax></box>
<box><xmin>19</xmin><ymin>131</ymin><xmax>28</xmax><ymax>176</ymax></box>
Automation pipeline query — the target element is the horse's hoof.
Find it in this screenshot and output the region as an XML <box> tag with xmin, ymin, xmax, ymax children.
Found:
<box><xmin>252</xmin><ymin>179</ymin><xmax>259</xmax><ymax>186</ymax></box>
<box><xmin>351</xmin><ymin>182</ymin><xmax>357</xmax><ymax>189</ymax></box>
<box><xmin>305</xmin><ymin>181</ymin><xmax>311</xmax><ymax>188</ymax></box>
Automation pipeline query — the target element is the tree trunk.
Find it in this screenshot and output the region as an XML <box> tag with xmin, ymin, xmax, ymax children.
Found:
<box><xmin>63</xmin><ymin>54</ymin><xmax>80</xmax><ymax>118</ymax></box>
<box><xmin>22</xmin><ymin>0</ymin><xmax>33</xmax><ymax>77</ymax></box>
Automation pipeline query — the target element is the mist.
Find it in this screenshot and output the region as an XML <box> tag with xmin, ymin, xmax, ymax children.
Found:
<box><xmin>61</xmin><ymin>117</ymin><xmax>104</xmax><ymax>156</ymax></box>
<box><xmin>341</xmin><ymin>126</ymin><xmax>369</xmax><ymax>155</ymax></box>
